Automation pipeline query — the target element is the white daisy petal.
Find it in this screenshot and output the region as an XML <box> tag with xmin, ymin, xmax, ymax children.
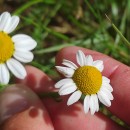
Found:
<box><xmin>102</xmin><ymin>76</ymin><xmax>110</xmax><ymax>84</ymax></box>
<box><xmin>101</xmin><ymin>87</ymin><xmax>114</xmax><ymax>100</ymax></box>
<box><xmin>85</xmin><ymin>55</ymin><xmax>93</xmax><ymax>65</ymax></box>
<box><xmin>62</xmin><ymin>59</ymin><xmax>78</xmax><ymax>70</ymax></box>
<box><xmin>67</xmin><ymin>90</ymin><xmax>82</xmax><ymax>105</ymax></box>
<box><xmin>6</xmin><ymin>58</ymin><xmax>27</xmax><ymax>79</ymax></box>
<box><xmin>106</xmin><ymin>84</ymin><xmax>113</xmax><ymax>92</ymax></box>
<box><xmin>101</xmin><ymin>85</ymin><xmax>113</xmax><ymax>93</ymax></box>
<box><xmin>0</xmin><ymin>64</ymin><xmax>10</xmax><ymax>84</ymax></box>
<box><xmin>84</xmin><ymin>95</ymin><xmax>90</xmax><ymax>114</ymax></box>
<box><xmin>59</xmin><ymin>84</ymin><xmax>77</xmax><ymax>95</ymax></box>
<box><xmin>59</xmin><ymin>82</ymin><xmax>76</xmax><ymax>90</ymax></box>
<box><xmin>89</xmin><ymin>95</ymin><xmax>96</xmax><ymax>115</ymax></box>
<box><xmin>93</xmin><ymin>60</ymin><xmax>104</xmax><ymax>72</ymax></box>
<box><xmin>4</xmin><ymin>16</ymin><xmax>19</xmax><ymax>33</ymax></box>
<box><xmin>56</xmin><ymin>66</ymin><xmax>74</xmax><ymax>77</ymax></box>
<box><xmin>76</xmin><ymin>50</ymin><xmax>86</xmax><ymax>66</ymax></box>
<box><xmin>102</xmin><ymin>76</ymin><xmax>113</xmax><ymax>92</ymax></box>
<box><xmin>93</xmin><ymin>94</ymin><xmax>99</xmax><ymax>112</ymax></box>
<box><xmin>2</xmin><ymin>16</ymin><xmax>11</xmax><ymax>33</ymax></box>
<box><xmin>55</xmin><ymin>78</ymin><xmax>73</xmax><ymax>88</ymax></box>
<box><xmin>13</xmin><ymin>50</ymin><xmax>34</xmax><ymax>63</ymax></box>
<box><xmin>97</xmin><ymin>91</ymin><xmax>111</xmax><ymax>107</ymax></box>
<box><xmin>0</xmin><ymin>12</ymin><xmax>11</xmax><ymax>31</ymax></box>
<box><xmin>12</xmin><ymin>34</ymin><xmax>37</xmax><ymax>51</ymax></box>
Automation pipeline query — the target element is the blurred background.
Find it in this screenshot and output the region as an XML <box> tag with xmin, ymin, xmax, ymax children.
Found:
<box><xmin>1</xmin><ymin>0</ymin><xmax>130</xmax><ymax>128</ymax></box>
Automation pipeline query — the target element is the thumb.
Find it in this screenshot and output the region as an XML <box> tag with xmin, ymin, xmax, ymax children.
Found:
<box><xmin>0</xmin><ymin>84</ymin><xmax>53</xmax><ymax>130</ymax></box>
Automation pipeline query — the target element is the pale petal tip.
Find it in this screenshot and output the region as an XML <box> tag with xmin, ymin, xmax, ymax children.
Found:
<box><xmin>84</xmin><ymin>110</ymin><xmax>89</xmax><ymax>114</ymax></box>
<box><xmin>67</xmin><ymin>101</ymin><xmax>71</xmax><ymax>106</ymax></box>
<box><xmin>1</xmin><ymin>11</ymin><xmax>10</xmax><ymax>15</ymax></box>
<box><xmin>54</xmin><ymin>84</ymin><xmax>57</xmax><ymax>88</ymax></box>
<box><xmin>67</xmin><ymin>96</ymin><xmax>78</xmax><ymax>106</ymax></box>
<box><xmin>54</xmin><ymin>83</ymin><xmax>59</xmax><ymax>88</ymax></box>
<box><xmin>62</xmin><ymin>59</ymin><xmax>67</xmax><ymax>62</ymax></box>
<box><xmin>0</xmin><ymin>79</ymin><xmax>9</xmax><ymax>85</ymax></box>
<box><xmin>12</xmin><ymin>15</ymin><xmax>20</xmax><ymax>22</ymax></box>
<box><xmin>106</xmin><ymin>100</ymin><xmax>111</xmax><ymax>107</ymax></box>
<box><xmin>55</xmin><ymin>66</ymin><xmax>61</xmax><ymax>71</ymax></box>
<box><xmin>87</xmin><ymin>55</ymin><xmax>93</xmax><ymax>59</ymax></box>
<box><xmin>103</xmin><ymin>76</ymin><xmax>110</xmax><ymax>83</ymax></box>
<box><xmin>28</xmin><ymin>39</ymin><xmax>37</xmax><ymax>50</ymax></box>
<box><xmin>84</xmin><ymin>109</ymin><xmax>96</xmax><ymax>115</ymax></box>
<box><xmin>77</xmin><ymin>50</ymin><xmax>83</xmax><ymax>53</ymax></box>
<box><xmin>76</xmin><ymin>50</ymin><xmax>86</xmax><ymax>66</ymax></box>
<box><xmin>58</xmin><ymin>91</ymin><xmax>63</xmax><ymax>96</ymax></box>
<box><xmin>19</xmin><ymin>72</ymin><xmax>27</xmax><ymax>79</ymax></box>
<box><xmin>108</xmin><ymin>100</ymin><xmax>112</xmax><ymax>106</ymax></box>
<box><xmin>77</xmin><ymin>50</ymin><xmax>85</xmax><ymax>56</ymax></box>
<box><xmin>85</xmin><ymin>55</ymin><xmax>93</xmax><ymax>66</ymax></box>
<box><xmin>107</xmin><ymin>104</ymin><xmax>111</xmax><ymax>107</ymax></box>
<box><xmin>32</xmin><ymin>40</ymin><xmax>37</xmax><ymax>49</ymax></box>
<box><xmin>14</xmin><ymin>15</ymin><xmax>20</xmax><ymax>20</ymax></box>
<box><xmin>67</xmin><ymin>98</ymin><xmax>77</xmax><ymax>106</ymax></box>
<box><xmin>90</xmin><ymin>112</ymin><xmax>94</xmax><ymax>115</ymax></box>
<box><xmin>55</xmin><ymin>66</ymin><xmax>60</xmax><ymax>68</ymax></box>
<box><xmin>100</xmin><ymin>60</ymin><xmax>103</xmax><ymax>64</ymax></box>
<box><xmin>55</xmin><ymin>66</ymin><xmax>64</xmax><ymax>71</ymax></box>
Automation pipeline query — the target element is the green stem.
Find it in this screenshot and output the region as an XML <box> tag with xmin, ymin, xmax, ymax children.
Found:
<box><xmin>13</xmin><ymin>0</ymin><xmax>44</xmax><ymax>15</ymax></box>
<box><xmin>31</xmin><ymin>61</ymin><xmax>46</xmax><ymax>71</ymax></box>
<box><xmin>0</xmin><ymin>84</ymin><xmax>8</xmax><ymax>92</ymax></box>
<box><xmin>34</xmin><ymin>43</ymin><xmax>72</xmax><ymax>54</ymax></box>
<box><xmin>38</xmin><ymin>91</ymin><xmax>86</xmax><ymax>103</ymax></box>
<box><xmin>85</xmin><ymin>0</ymin><xmax>99</xmax><ymax>21</ymax></box>
<box><xmin>115</xmin><ymin>9</ymin><xmax>127</xmax><ymax>45</ymax></box>
<box><xmin>38</xmin><ymin>92</ymin><xmax>62</xmax><ymax>102</ymax></box>
<box><xmin>112</xmin><ymin>24</ymin><xmax>130</xmax><ymax>47</ymax></box>
<box><xmin>105</xmin><ymin>14</ymin><xmax>130</xmax><ymax>48</ymax></box>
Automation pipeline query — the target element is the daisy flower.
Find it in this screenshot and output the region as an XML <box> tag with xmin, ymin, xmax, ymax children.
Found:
<box><xmin>0</xmin><ymin>12</ymin><xmax>37</xmax><ymax>84</ymax></box>
<box><xmin>55</xmin><ymin>50</ymin><xmax>113</xmax><ymax>115</ymax></box>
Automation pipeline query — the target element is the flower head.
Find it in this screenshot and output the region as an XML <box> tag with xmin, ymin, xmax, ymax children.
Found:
<box><xmin>0</xmin><ymin>12</ymin><xmax>37</xmax><ymax>84</ymax></box>
<box><xmin>55</xmin><ymin>50</ymin><xmax>113</xmax><ymax>115</ymax></box>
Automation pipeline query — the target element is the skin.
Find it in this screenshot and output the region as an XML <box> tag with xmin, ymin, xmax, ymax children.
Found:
<box><xmin>0</xmin><ymin>46</ymin><xmax>130</xmax><ymax>130</ymax></box>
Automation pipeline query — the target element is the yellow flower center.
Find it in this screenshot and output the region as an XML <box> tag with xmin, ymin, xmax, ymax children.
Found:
<box><xmin>0</xmin><ymin>32</ymin><xmax>14</xmax><ymax>63</ymax></box>
<box><xmin>72</xmin><ymin>66</ymin><xmax>102</xmax><ymax>95</ymax></box>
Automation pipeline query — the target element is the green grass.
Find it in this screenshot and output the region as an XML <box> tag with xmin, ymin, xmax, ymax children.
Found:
<box><xmin>8</xmin><ymin>0</ymin><xmax>130</xmax><ymax>76</ymax></box>
<box><xmin>2</xmin><ymin>0</ymin><xmax>130</xmax><ymax>128</ymax></box>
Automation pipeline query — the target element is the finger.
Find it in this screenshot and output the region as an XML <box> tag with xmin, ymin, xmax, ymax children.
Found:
<box><xmin>0</xmin><ymin>84</ymin><xmax>54</xmax><ymax>130</ymax></box>
<box><xmin>43</xmin><ymin>98</ymin><xmax>125</xmax><ymax>130</ymax></box>
<box><xmin>55</xmin><ymin>46</ymin><xmax>130</xmax><ymax>125</ymax></box>
<box><xmin>17</xmin><ymin>66</ymin><xmax>126</xmax><ymax>130</ymax></box>
<box><xmin>15</xmin><ymin>65</ymin><xmax>55</xmax><ymax>93</ymax></box>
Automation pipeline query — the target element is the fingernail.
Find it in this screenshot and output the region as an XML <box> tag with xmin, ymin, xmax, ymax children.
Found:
<box><xmin>0</xmin><ymin>84</ymin><xmax>39</xmax><ymax>124</ymax></box>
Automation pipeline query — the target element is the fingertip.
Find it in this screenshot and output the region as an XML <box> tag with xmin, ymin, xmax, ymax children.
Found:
<box><xmin>1</xmin><ymin>106</ymin><xmax>54</xmax><ymax>130</ymax></box>
<box><xmin>0</xmin><ymin>84</ymin><xmax>54</xmax><ymax>130</ymax></box>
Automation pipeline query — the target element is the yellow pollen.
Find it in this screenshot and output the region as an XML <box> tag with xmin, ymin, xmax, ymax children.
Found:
<box><xmin>0</xmin><ymin>32</ymin><xmax>14</xmax><ymax>63</ymax></box>
<box><xmin>72</xmin><ymin>66</ymin><xmax>102</xmax><ymax>95</ymax></box>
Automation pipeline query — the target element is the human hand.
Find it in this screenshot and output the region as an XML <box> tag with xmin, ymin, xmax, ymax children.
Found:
<box><xmin>0</xmin><ymin>46</ymin><xmax>130</xmax><ymax>130</ymax></box>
